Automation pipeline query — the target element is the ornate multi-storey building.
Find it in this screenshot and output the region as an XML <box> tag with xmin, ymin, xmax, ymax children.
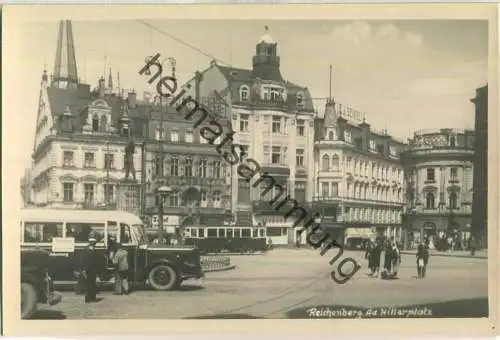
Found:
<box><xmin>29</xmin><ymin>20</ymin><xmax>143</xmax><ymax>212</ymax></box>
<box><xmin>313</xmin><ymin>100</ymin><xmax>407</xmax><ymax>245</ymax></box>
<box><xmin>471</xmin><ymin>84</ymin><xmax>488</xmax><ymax>248</ymax></box>
<box><xmin>140</xmin><ymin>99</ymin><xmax>233</xmax><ymax>231</ymax></box>
<box><xmin>401</xmin><ymin>129</ymin><xmax>475</xmax><ymax>248</ymax></box>
<box><xmin>181</xmin><ymin>27</ymin><xmax>316</xmax><ymax>245</ymax></box>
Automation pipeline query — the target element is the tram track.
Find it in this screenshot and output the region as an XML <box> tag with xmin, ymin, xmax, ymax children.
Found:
<box><xmin>211</xmin><ymin>267</ymin><xmax>333</xmax><ymax>318</ymax></box>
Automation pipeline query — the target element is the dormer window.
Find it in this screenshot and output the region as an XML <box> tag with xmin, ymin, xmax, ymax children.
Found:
<box><xmin>369</xmin><ymin>140</ymin><xmax>376</xmax><ymax>151</ymax></box>
<box><xmin>344</xmin><ymin>130</ymin><xmax>352</xmax><ymax>143</ymax></box>
<box><xmin>240</xmin><ymin>85</ymin><xmax>250</xmax><ymax>101</ymax></box>
<box><xmin>389</xmin><ymin>146</ymin><xmax>397</xmax><ymax>157</ymax></box>
<box><xmin>100</xmin><ymin>115</ymin><xmax>107</xmax><ymax>132</ymax></box>
<box><xmin>296</xmin><ymin>92</ymin><xmax>304</xmax><ymax>107</ymax></box>
<box><xmin>92</xmin><ymin>114</ymin><xmax>99</xmax><ymax>132</ymax></box>
<box><xmin>261</xmin><ymin>85</ymin><xmax>285</xmax><ymax>102</ymax></box>
<box><xmin>449</xmin><ymin>135</ymin><xmax>457</xmax><ymax>147</ymax></box>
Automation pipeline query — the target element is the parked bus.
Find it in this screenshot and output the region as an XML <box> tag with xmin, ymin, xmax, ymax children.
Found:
<box><xmin>20</xmin><ymin>208</ymin><xmax>204</xmax><ymax>291</ymax></box>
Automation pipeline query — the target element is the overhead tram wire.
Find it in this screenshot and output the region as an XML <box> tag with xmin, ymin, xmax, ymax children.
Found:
<box><xmin>136</xmin><ymin>20</ymin><xmax>231</xmax><ymax>67</ymax></box>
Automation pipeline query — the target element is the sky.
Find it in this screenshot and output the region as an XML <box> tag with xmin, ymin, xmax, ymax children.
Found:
<box><xmin>18</xmin><ymin>19</ymin><xmax>488</xmax><ymax>169</ymax></box>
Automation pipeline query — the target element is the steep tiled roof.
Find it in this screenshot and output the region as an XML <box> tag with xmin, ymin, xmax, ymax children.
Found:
<box><xmin>216</xmin><ymin>65</ymin><xmax>253</xmax><ymax>83</ymax></box>
<box><xmin>215</xmin><ymin>64</ymin><xmax>315</xmax><ymax>112</ymax></box>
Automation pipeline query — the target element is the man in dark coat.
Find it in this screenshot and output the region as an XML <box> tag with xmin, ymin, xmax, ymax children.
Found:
<box><xmin>416</xmin><ymin>243</ymin><xmax>430</xmax><ymax>278</ymax></box>
<box><xmin>469</xmin><ymin>236</ymin><xmax>477</xmax><ymax>256</ymax></box>
<box><xmin>79</xmin><ymin>234</ymin><xmax>101</xmax><ymax>303</ymax></box>
<box><xmin>382</xmin><ymin>242</ymin><xmax>394</xmax><ymax>278</ymax></box>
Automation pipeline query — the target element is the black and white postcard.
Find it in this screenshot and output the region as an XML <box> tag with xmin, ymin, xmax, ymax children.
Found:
<box><xmin>2</xmin><ymin>4</ymin><xmax>498</xmax><ymax>338</ymax></box>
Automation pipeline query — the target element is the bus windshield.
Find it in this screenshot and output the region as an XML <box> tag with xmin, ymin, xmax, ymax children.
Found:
<box><xmin>132</xmin><ymin>224</ymin><xmax>147</xmax><ymax>244</ymax></box>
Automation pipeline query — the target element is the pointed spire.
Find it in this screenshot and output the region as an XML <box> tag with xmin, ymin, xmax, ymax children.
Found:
<box><xmin>41</xmin><ymin>67</ymin><xmax>48</xmax><ymax>83</ymax></box>
<box><xmin>108</xmin><ymin>68</ymin><xmax>113</xmax><ymax>89</ymax></box>
<box><xmin>52</xmin><ymin>20</ymin><xmax>79</xmax><ymax>89</ymax></box>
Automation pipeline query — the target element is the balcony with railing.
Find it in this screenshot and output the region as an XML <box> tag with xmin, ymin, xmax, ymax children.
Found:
<box><xmin>313</xmin><ymin>195</ymin><xmax>404</xmax><ymax>207</ymax></box>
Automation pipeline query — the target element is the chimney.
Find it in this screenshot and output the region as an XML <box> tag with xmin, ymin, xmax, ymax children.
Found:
<box><xmin>128</xmin><ymin>91</ymin><xmax>137</xmax><ymax>109</ymax></box>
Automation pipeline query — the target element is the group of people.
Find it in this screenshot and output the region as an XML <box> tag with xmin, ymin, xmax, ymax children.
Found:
<box><xmin>364</xmin><ymin>239</ymin><xmax>430</xmax><ymax>279</ymax></box>
<box><xmin>74</xmin><ymin>232</ymin><xmax>130</xmax><ymax>303</ymax></box>
<box><xmin>364</xmin><ymin>239</ymin><xmax>402</xmax><ymax>279</ymax></box>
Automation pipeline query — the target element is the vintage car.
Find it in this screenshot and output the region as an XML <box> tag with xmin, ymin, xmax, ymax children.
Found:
<box><xmin>21</xmin><ymin>208</ymin><xmax>204</xmax><ymax>291</ymax></box>
<box><xmin>21</xmin><ymin>248</ymin><xmax>62</xmax><ymax>319</ymax></box>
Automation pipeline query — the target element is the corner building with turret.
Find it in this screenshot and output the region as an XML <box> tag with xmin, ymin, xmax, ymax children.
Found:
<box><xmin>182</xmin><ymin>27</ymin><xmax>316</xmax><ymax>245</ymax></box>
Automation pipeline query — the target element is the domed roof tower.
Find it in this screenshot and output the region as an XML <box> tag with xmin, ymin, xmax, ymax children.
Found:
<box><xmin>252</xmin><ymin>26</ymin><xmax>283</xmax><ymax>82</ymax></box>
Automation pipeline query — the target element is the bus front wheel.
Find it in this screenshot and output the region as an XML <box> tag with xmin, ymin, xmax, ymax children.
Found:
<box><xmin>148</xmin><ymin>264</ymin><xmax>178</xmax><ymax>291</ymax></box>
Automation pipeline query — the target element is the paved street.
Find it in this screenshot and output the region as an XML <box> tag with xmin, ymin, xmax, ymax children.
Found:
<box><xmin>35</xmin><ymin>249</ymin><xmax>488</xmax><ymax>319</ymax></box>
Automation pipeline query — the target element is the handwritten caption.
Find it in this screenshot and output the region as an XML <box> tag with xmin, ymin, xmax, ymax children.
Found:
<box><xmin>306</xmin><ymin>307</ymin><xmax>433</xmax><ymax>318</ymax></box>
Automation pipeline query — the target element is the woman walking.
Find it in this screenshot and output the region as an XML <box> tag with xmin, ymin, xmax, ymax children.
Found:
<box><xmin>391</xmin><ymin>242</ymin><xmax>402</xmax><ymax>278</ymax></box>
<box><xmin>111</xmin><ymin>243</ymin><xmax>130</xmax><ymax>295</ymax></box>
<box><xmin>382</xmin><ymin>242</ymin><xmax>393</xmax><ymax>279</ymax></box>
<box><xmin>416</xmin><ymin>243</ymin><xmax>429</xmax><ymax>278</ymax></box>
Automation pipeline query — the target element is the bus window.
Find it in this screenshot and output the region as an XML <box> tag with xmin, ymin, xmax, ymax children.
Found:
<box><xmin>120</xmin><ymin>223</ymin><xmax>132</xmax><ymax>244</ymax></box>
<box><xmin>227</xmin><ymin>229</ymin><xmax>233</xmax><ymax>238</ymax></box>
<box><xmin>207</xmin><ymin>228</ymin><xmax>217</xmax><ymax>238</ymax></box>
<box><xmin>253</xmin><ymin>229</ymin><xmax>258</xmax><ymax>238</ymax></box>
<box><xmin>218</xmin><ymin>228</ymin><xmax>226</xmax><ymax>238</ymax></box>
<box><xmin>107</xmin><ymin>221</ymin><xmax>119</xmax><ymax>244</ymax></box>
<box><xmin>23</xmin><ymin>222</ymin><xmax>63</xmax><ymax>243</ymax></box>
<box><xmin>242</xmin><ymin>228</ymin><xmax>251</xmax><ymax>238</ymax></box>
<box><xmin>198</xmin><ymin>228</ymin><xmax>205</xmax><ymax>238</ymax></box>
<box><xmin>66</xmin><ymin>223</ymin><xmax>105</xmax><ymax>243</ymax></box>
<box><xmin>259</xmin><ymin>228</ymin><xmax>265</xmax><ymax>237</ymax></box>
<box><xmin>234</xmin><ymin>229</ymin><xmax>241</xmax><ymax>238</ymax></box>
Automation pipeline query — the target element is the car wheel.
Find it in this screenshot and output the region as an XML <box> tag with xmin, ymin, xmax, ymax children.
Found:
<box><xmin>148</xmin><ymin>264</ymin><xmax>178</xmax><ymax>291</ymax></box>
<box><xmin>21</xmin><ymin>282</ymin><xmax>37</xmax><ymax>319</ymax></box>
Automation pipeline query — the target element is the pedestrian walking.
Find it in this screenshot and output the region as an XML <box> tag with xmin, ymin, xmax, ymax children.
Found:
<box><xmin>416</xmin><ymin>243</ymin><xmax>429</xmax><ymax>278</ymax></box>
<box><xmin>79</xmin><ymin>233</ymin><xmax>100</xmax><ymax>303</ymax></box>
<box><xmin>391</xmin><ymin>242</ymin><xmax>401</xmax><ymax>278</ymax></box>
<box><xmin>371</xmin><ymin>239</ymin><xmax>382</xmax><ymax>277</ymax></box>
<box><xmin>382</xmin><ymin>242</ymin><xmax>394</xmax><ymax>279</ymax></box>
<box><xmin>469</xmin><ymin>236</ymin><xmax>476</xmax><ymax>256</ymax></box>
<box><xmin>111</xmin><ymin>242</ymin><xmax>130</xmax><ymax>295</ymax></box>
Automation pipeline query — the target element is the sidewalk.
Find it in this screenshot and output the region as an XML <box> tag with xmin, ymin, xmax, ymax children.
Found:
<box><xmin>401</xmin><ymin>249</ymin><xmax>487</xmax><ymax>259</ymax></box>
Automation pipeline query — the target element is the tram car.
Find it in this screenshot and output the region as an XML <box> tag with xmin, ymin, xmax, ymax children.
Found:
<box><xmin>185</xmin><ymin>225</ymin><xmax>267</xmax><ymax>254</ymax></box>
<box><xmin>146</xmin><ymin>226</ymin><xmax>267</xmax><ymax>254</ymax></box>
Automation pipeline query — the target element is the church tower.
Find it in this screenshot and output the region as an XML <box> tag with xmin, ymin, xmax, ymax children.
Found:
<box><xmin>252</xmin><ymin>26</ymin><xmax>283</xmax><ymax>82</ymax></box>
<box><xmin>51</xmin><ymin>20</ymin><xmax>79</xmax><ymax>89</ymax></box>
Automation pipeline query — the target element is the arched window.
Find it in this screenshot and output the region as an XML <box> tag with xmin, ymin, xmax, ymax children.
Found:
<box><xmin>321</xmin><ymin>154</ymin><xmax>329</xmax><ymax>171</ymax></box>
<box><xmin>328</xmin><ymin>131</ymin><xmax>334</xmax><ymax>140</ymax></box>
<box><xmin>239</xmin><ymin>85</ymin><xmax>250</xmax><ymax>101</ymax></box>
<box><xmin>331</xmin><ymin>155</ymin><xmax>339</xmax><ymax>171</ymax></box>
<box><xmin>92</xmin><ymin>114</ymin><xmax>99</xmax><ymax>132</ymax></box>
<box><xmin>426</xmin><ymin>192</ymin><xmax>435</xmax><ymax>209</ymax></box>
<box><xmin>100</xmin><ymin>115</ymin><xmax>107</xmax><ymax>132</ymax></box>
<box><xmin>449</xmin><ymin>192</ymin><xmax>458</xmax><ymax>209</ymax></box>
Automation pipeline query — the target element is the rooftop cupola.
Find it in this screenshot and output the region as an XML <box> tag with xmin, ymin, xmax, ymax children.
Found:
<box><xmin>252</xmin><ymin>26</ymin><xmax>283</xmax><ymax>82</ymax></box>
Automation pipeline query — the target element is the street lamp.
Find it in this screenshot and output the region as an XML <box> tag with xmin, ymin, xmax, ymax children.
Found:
<box><xmin>157</xmin><ymin>185</ymin><xmax>172</xmax><ymax>230</ymax></box>
<box><xmin>144</xmin><ymin>55</ymin><xmax>176</xmax><ymax>230</ymax></box>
